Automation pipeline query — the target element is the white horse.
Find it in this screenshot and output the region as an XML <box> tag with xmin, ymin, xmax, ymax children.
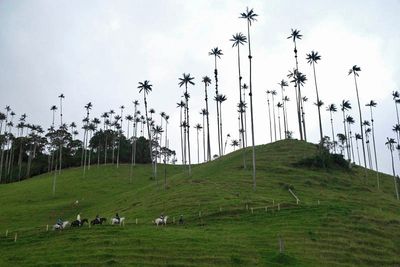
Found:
<box><xmin>154</xmin><ymin>216</ymin><xmax>168</xmax><ymax>226</ymax></box>
<box><xmin>111</xmin><ymin>217</ymin><xmax>125</xmax><ymax>225</ymax></box>
<box><xmin>53</xmin><ymin>221</ymin><xmax>69</xmax><ymax>230</ymax></box>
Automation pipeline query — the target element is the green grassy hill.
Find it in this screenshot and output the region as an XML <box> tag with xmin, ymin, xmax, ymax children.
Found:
<box><xmin>0</xmin><ymin>140</ymin><xmax>399</xmax><ymax>266</ymax></box>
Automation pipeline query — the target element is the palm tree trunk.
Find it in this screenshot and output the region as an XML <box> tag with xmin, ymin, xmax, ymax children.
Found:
<box><xmin>277</xmin><ymin>107</ymin><xmax>282</xmax><ymax>140</ymax></box>
<box><xmin>202</xmin><ymin>115</ymin><xmax>205</xmax><ymax>162</ymax></box>
<box><xmin>185</xmin><ymin>85</ymin><xmax>192</xmax><ymax>176</ymax></box>
<box><xmin>267</xmin><ymin>97</ymin><xmax>272</xmax><ymax>142</ymax></box>
<box><xmin>205</xmin><ymin>85</ymin><xmax>211</xmax><ymax>161</ymax></box>
<box><xmin>353</xmin><ymin>74</ymin><xmax>367</xmax><ymax>172</ymax></box>
<box><xmin>356</xmin><ymin>139</ymin><xmax>361</xmax><ymax>165</ymax></box>
<box><xmin>342</xmin><ymin>110</ymin><xmax>350</xmax><ymax>161</ymax></box>
<box><xmin>329</xmin><ymin>111</ymin><xmax>336</xmax><ymax>153</ymax></box>
<box><xmin>17</xmin><ymin>141</ymin><xmax>23</xmax><ymax>181</ymax></box>
<box><xmin>214</xmin><ymin>61</ymin><xmax>221</xmax><ymax>156</ymax></box>
<box><xmin>196</xmin><ymin>129</ymin><xmax>199</xmax><ymax>164</ymax></box>
<box><xmin>312</xmin><ymin>62</ymin><xmax>323</xmax><ymax>141</ymax></box>
<box><xmin>219</xmin><ymin>101</ymin><xmax>223</xmax><ymax>156</ymax></box>
<box><xmin>246</xmin><ymin>20</ymin><xmax>256</xmax><ymax>191</ymax></box>
<box><xmin>143</xmin><ymin>92</ymin><xmax>153</xmax><ymax>178</ymax></box>
<box><xmin>369</xmin><ymin>107</ymin><xmax>380</xmax><ymax>189</ymax></box>
<box><xmin>179</xmin><ymin>106</ymin><xmax>184</xmax><ymax>165</ymax></box>
<box><xmin>236</xmin><ymin>45</ymin><xmax>246</xmax><ymax>167</ymax></box>
<box><xmin>104</xmin><ymin>135</ymin><xmax>108</xmax><ymax>165</ymax></box>
<box><xmin>243</xmin><ymin>90</ymin><xmax>248</xmax><ymax>147</ymax></box>
<box><xmin>272</xmin><ymin>95</ymin><xmax>277</xmax><ymax>141</ymax></box>
<box><xmin>280</xmin><ymin>86</ymin><xmax>287</xmax><ymax>138</ymax></box>
<box><xmin>390</xmin><ymin>149</ymin><xmax>399</xmax><ymax>200</ymax></box>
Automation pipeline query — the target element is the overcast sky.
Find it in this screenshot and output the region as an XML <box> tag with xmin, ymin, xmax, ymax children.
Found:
<box><xmin>0</xmin><ymin>0</ymin><xmax>399</xmax><ymax>175</ymax></box>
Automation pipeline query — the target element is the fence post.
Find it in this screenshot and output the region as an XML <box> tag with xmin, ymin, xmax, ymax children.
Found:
<box><xmin>14</xmin><ymin>233</ymin><xmax>17</xmax><ymax>242</ymax></box>
<box><xmin>278</xmin><ymin>203</ymin><xmax>280</xmax><ymax>211</ymax></box>
<box><xmin>199</xmin><ymin>211</ymin><xmax>202</xmax><ymax>218</ymax></box>
<box><xmin>318</xmin><ymin>200</ymin><xmax>320</xmax><ymax>205</ymax></box>
<box><xmin>251</xmin><ymin>208</ymin><xmax>254</xmax><ymax>214</ymax></box>
<box><xmin>136</xmin><ymin>218</ymin><xmax>138</xmax><ymax>225</ymax></box>
<box><xmin>273</xmin><ymin>200</ymin><xmax>275</xmax><ymax>205</ymax></box>
<box><xmin>46</xmin><ymin>225</ymin><xmax>49</xmax><ymax>231</ymax></box>
<box><xmin>265</xmin><ymin>206</ymin><xmax>268</xmax><ymax>212</ymax></box>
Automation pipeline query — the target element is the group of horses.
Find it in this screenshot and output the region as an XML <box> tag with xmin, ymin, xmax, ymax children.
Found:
<box><xmin>52</xmin><ymin>216</ymin><xmax>168</xmax><ymax>230</ymax></box>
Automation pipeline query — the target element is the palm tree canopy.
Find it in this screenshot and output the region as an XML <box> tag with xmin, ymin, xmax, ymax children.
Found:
<box><xmin>327</xmin><ymin>103</ymin><xmax>337</xmax><ymax>112</ymax></box>
<box><xmin>355</xmin><ymin>133</ymin><xmax>362</xmax><ymax>140</ymax></box>
<box><xmin>209</xmin><ymin>47</ymin><xmax>223</xmax><ymax>58</ymax></box>
<box><xmin>239</xmin><ymin>7</ymin><xmax>258</xmax><ymax>25</ymax></box>
<box><xmin>58</xmin><ymin>94</ymin><xmax>65</xmax><ymax>99</ymax></box>
<box><xmin>340</xmin><ymin>100</ymin><xmax>351</xmax><ymax>111</ymax></box>
<box><xmin>138</xmin><ymin>80</ymin><xmax>153</xmax><ymax>95</ymax></box>
<box><xmin>195</xmin><ymin>123</ymin><xmax>202</xmax><ymax>130</ymax></box>
<box><xmin>278</xmin><ymin>79</ymin><xmax>288</xmax><ymax>87</ymax></box>
<box><xmin>363</xmin><ymin>120</ymin><xmax>371</xmax><ymax>127</ymax></box>
<box><xmin>202</xmin><ymin>76</ymin><xmax>212</xmax><ymax>86</ymax></box>
<box><xmin>314</xmin><ymin>100</ymin><xmax>324</xmax><ymax>107</ymax></box>
<box><xmin>392</xmin><ymin>91</ymin><xmax>399</xmax><ymax>99</ymax></box>
<box><xmin>366</xmin><ymin>100</ymin><xmax>377</xmax><ymax>107</ymax></box>
<box><xmin>230</xmin><ymin>32</ymin><xmax>247</xmax><ymax>47</ymax></box>
<box><xmin>50</xmin><ymin>105</ymin><xmax>58</xmax><ymax>111</ymax></box>
<box><xmin>287</xmin><ymin>28</ymin><xmax>302</xmax><ymax>42</ymax></box>
<box><xmin>125</xmin><ymin>115</ymin><xmax>133</xmax><ymax>121</ymax></box>
<box><xmin>348</xmin><ymin>65</ymin><xmax>361</xmax><ymax>76</ymax></box>
<box><xmin>385</xmin><ymin>137</ymin><xmax>396</xmax><ymax>150</ymax></box>
<box><xmin>346</xmin><ymin>115</ymin><xmax>355</xmax><ymax>124</ymax></box>
<box><xmin>176</xmin><ymin>101</ymin><xmax>185</xmax><ymax>108</ymax></box>
<box><xmin>178</xmin><ymin>73</ymin><xmax>195</xmax><ymax>87</ymax></box>
<box><xmin>306</xmin><ymin>51</ymin><xmax>321</xmax><ymax>64</ymax></box>
<box><xmin>133</xmin><ymin>100</ymin><xmax>139</xmax><ymax>106</ymax></box>
<box><xmin>290</xmin><ymin>71</ymin><xmax>307</xmax><ymax>87</ymax></box>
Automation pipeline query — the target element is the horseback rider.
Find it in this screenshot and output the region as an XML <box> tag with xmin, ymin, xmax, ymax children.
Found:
<box><xmin>179</xmin><ymin>215</ymin><xmax>184</xmax><ymax>224</ymax></box>
<box><xmin>160</xmin><ymin>213</ymin><xmax>165</xmax><ymax>223</ymax></box>
<box><xmin>115</xmin><ymin>213</ymin><xmax>120</xmax><ymax>224</ymax></box>
<box><xmin>77</xmin><ymin>213</ymin><xmax>81</xmax><ymax>225</ymax></box>
<box><xmin>57</xmin><ymin>218</ymin><xmax>63</xmax><ymax>228</ymax></box>
<box><xmin>95</xmin><ymin>214</ymin><xmax>100</xmax><ymax>223</ymax></box>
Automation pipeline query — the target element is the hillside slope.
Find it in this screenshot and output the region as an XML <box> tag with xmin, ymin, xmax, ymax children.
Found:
<box><xmin>0</xmin><ymin>140</ymin><xmax>399</xmax><ymax>266</ymax></box>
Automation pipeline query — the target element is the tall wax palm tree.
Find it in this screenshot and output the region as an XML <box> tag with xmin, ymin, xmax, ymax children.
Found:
<box><xmin>125</xmin><ymin>115</ymin><xmax>133</xmax><ymax>139</ymax></box>
<box><xmin>365</xmin><ymin>127</ymin><xmax>373</xmax><ymax>169</ymax></box>
<box><xmin>392</xmin><ymin>91</ymin><xmax>399</xmax><ymax>125</ymax></box>
<box><xmin>177</xmin><ymin>100</ymin><xmax>185</xmax><ymax>164</ymax></box>
<box><xmin>215</xmin><ymin>94</ymin><xmax>227</xmax><ymax>155</ymax></box>
<box><xmin>393</xmin><ymin>124</ymin><xmax>400</xmax><ymax>160</ymax></box>
<box><xmin>200</xmin><ymin>109</ymin><xmax>207</xmax><ymax>162</ymax></box>
<box><xmin>306</xmin><ymin>51</ymin><xmax>324</xmax><ymax>141</ymax></box>
<box><xmin>101</xmin><ymin>112</ymin><xmax>109</xmax><ymax>164</ymax></box>
<box><xmin>138</xmin><ymin>80</ymin><xmax>154</xmax><ymax>177</ymax></box>
<box><xmin>327</xmin><ymin>104</ymin><xmax>338</xmax><ymax>153</ymax></box>
<box><xmin>153</xmin><ymin>125</ymin><xmax>163</xmax><ymax>183</ymax></box>
<box><xmin>50</xmin><ymin>105</ymin><xmax>58</xmax><ymax>127</ymax></box>
<box><xmin>230</xmin><ymin>32</ymin><xmax>247</xmax><ymax>154</ymax></box>
<box><xmin>132</xmin><ymin>100</ymin><xmax>140</xmax><ymax>170</ymax></box>
<box><xmin>240</xmin><ymin>7</ymin><xmax>258</xmax><ymax>190</ymax></box>
<box><xmin>355</xmin><ymin>133</ymin><xmax>362</xmax><ymax>165</ymax></box>
<box><xmin>209</xmin><ymin>47</ymin><xmax>223</xmax><ymax>156</ymax></box>
<box><xmin>160</xmin><ymin>111</ymin><xmax>166</xmax><ymax>149</ymax></box>
<box><xmin>58</xmin><ymin>94</ymin><xmax>65</xmax><ymax>174</ymax></box>
<box><xmin>290</xmin><ymin>70</ymin><xmax>308</xmax><ymax>141</ymax></box>
<box><xmin>92</xmin><ymin>118</ymin><xmax>101</xmax><ymax>167</ymax></box>
<box><xmin>242</xmin><ymin>83</ymin><xmax>249</xmax><ymax>147</ymax></box>
<box><xmin>277</xmin><ymin>102</ymin><xmax>283</xmax><ymax>140</ymax></box>
<box><xmin>82</xmin><ymin>102</ymin><xmax>92</xmax><ymax>177</ymax></box>
<box><xmin>385</xmin><ymin>137</ymin><xmax>399</xmax><ymax>200</ymax></box>
<box><xmin>337</xmin><ymin>133</ymin><xmax>346</xmax><ymax>155</ymax></box>
<box><xmin>340</xmin><ymin>100</ymin><xmax>352</xmax><ymax>161</ymax></box>
<box><xmin>287</xmin><ymin>29</ymin><xmax>303</xmax><ymax>140</ymax></box>
<box><xmin>178</xmin><ymin>73</ymin><xmax>195</xmax><ymax>176</ymax></box>
<box><xmin>224</xmin><ymin>133</ymin><xmax>231</xmax><ymax>155</ymax></box>
<box><xmin>231</xmin><ymin>139</ymin><xmax>239</xmax><ymax>151</ymax></box>
<box><xmin>202</xmin><ymin>76</ymin><xmax>212</xmax><ymax>161</ymax></box>
<box><xmin>266</xmin><ymin>91</ymin><xmax>273</xmax><ymax>142</ymax></box>
<box><xmin>349</xmin><ymin>65</ymin><xmax>367</xmax><ymax>171</ymax></box>
<box><xmin>346</xmin><ymin>115</ymin><xmax>356</xmax><ymax>162</ymax></box>
<box><xmin>283</xmin><ymin>95</ymin><xmax>290</xmax><ymax>136</ymax></box>
<box><xmin>194</xmin><ymin>123</ymin><xmax>202</xmax><ymax>164</ymax></box>
<box><xmin>366</xmin><ymin>100</ymin><xmax>380</xmax><ymax>189</ymax></box>
<box><xmin>278</xmin><ymin>80</ymin><xmax>289</xmax><ymax>137</ymax></box>
<box><xmin>271</xmin><ymin>90</ymin><xmax>277</xmax><ymax>141</ymax></box>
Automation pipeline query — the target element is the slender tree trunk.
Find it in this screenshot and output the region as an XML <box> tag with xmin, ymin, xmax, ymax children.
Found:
<box><xmin>196</xmin><ymin>129</ymin><xmax>200</xmax><ymax>164</ymax></box>
<box><xmin>214</xmin><ymin>58</ymin><xmax>221</xmax><ymax>156</ymax></box>
<box><xmin>205</xmin><ymin>85</ymin><xmax>211</xmax><ymax>161</ymax></box>
<box><xmin>246</xmin><ymin>20</ymin><xmax>256</xmax><ymax>191</ymax></box>
<box><xmin>236</xmin><ymin>45</ymin><xmax>246</xmax><ymax>168</ymax></box>
<box><xmin>390</xmin><ymin>149</ymin><xmax>399</xmax><ymax>200</ymax></box>
<box><xmin>277</xmin><ymin>107</ymin><xmax>282</xmax><ymax>140</ymax></box>
<box><xmin>202</xmin><ymin>115</ymin><xmax>205</xmax><ymax>162</ymax></box>
<box><xmin>330</xmin><ymin>111</ymin><xmax>336</xmax><ymax>153</ymax></box>
<box><xmin>180</xmin><ymin>106</ymin><xmax>184</xmax><ymax>165</ymax></box>
<box><xmin>353</xmin><ymin>74</ymin><xmax>367</xmax><ymax>173</ymax></box>
<box><xmin>356</xmin><ymin>139</ymin><xmax>361</xmax><ymax>165</ymax></box>
<box><xmin>104</xmin><ymin>135</ymin><xmax>108</xmax><ymax>165</ymax></box>
<box><xmin>280</xmin><ymin>86</ymin><xmax>287</xmax><ymax>138</ymax></box>
<box><xmin>293</xmin><ymin>41</ymin><xmax>303</xmax><ymax>141</ymax></box>
<box><xmin>369</xmin><ymin>107</ymin><xmax>380</xmax><ymax>189</ymax></box>
<box><xmin>219</xmin><ymin>101</ymin><xmax>224</xmax><ymax>156</ymax></box>
<box><xmin>312</xmin><ymin>62</ymin><xmax>324</xmax><ymax>141</ymax></box>
<box><xmin>185</xmin><ymin>85</ymin><xmax>192</xmax><ymax>176</ymax></box>
<box><xmin>143</xmin><ymin>92</ymin><xmax>154</xmax><ymax>179</ymax></box>
<box><xmin>342</xmin><ymin>110</ymin><xmax>350</xmax><ymax>161</ymax></box>
<box><xmin>272</xmin><ymin>95</ymin><xmax>277</xmax><ymax>141</ymax></box>
<box><xmin>267</xmin><ymin>96</ymin><xmax>272</xmax><ymax>142</ymax></box>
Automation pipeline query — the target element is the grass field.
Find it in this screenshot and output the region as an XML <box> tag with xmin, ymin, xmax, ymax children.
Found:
<box><xmin>0</xmin><ymin>139</ymin><xmax>399</xmax><ymax>266</ymax></box>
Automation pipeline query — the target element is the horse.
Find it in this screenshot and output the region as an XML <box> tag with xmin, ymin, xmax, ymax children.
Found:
<box><xmin>154</xmin><ymin>216</ymin><xmax>168</xmax><ymax>226</ymax></box>
<box><xmin>90</xmin><ymin>217</ymin><xmax>107</xmax><ymax>225</ymax></box>
<box><xmin>111</xmin><ymin>217</ymin><xmax>125</xmax><ymax>225</ymax></box>
<box><xmin>71</xmin><ymin>218</ymin><xmax>88</xmax><ymax>227</ymax></box>
<box><xmin>53</xmin><ymin>221</ymin><xmax>69</xmax><ymax>230</ymax></box>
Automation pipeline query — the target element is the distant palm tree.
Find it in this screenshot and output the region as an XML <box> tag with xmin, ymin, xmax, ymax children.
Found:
<box><xmin>83</xmin><ymin>102</ymin><xmax>92</xmax><ymax>177</ymax></box>
<box><xmin>346</xmin><ymin>115</ymin><xmax>356</xmax><ymax>162</ymax></box>
<box><xmin>277</xmin><ymin>102</ymin><xmax>283</xmax><ymax>140</ymax></box>
<box><xmin>355</xmin><ymin>133</ymin><xmax>362</xmax><ymax>166</ymax></box>
<box><xmin>337</xmin><ymin>133</ymin><xmax>347</xmax><ymax>156</ymax></box>
<box><xmin>271</xmin><ymin>90</ymin><xmax>277</xmax><ymax>141</ymax></box>
<box><xmin>365</xmin><ymin>127</ymin><xmax>373</xmax><ymax>169</ymax></box>
<box><xmin>200</xmin><ymin>109</ymin><xmax>207</xmax><ymax>162</ymax></box>
<box><xmin>215</xmin><ymin>94</ymin><xmax>227</xmax><ymax>155</ymax></box>
<box><xmin>242</xmin><ymin>83</ymin><xmax>249</xmax><ymax>147</ymax></box>
<box><xmin>349</xmin><ymin>65</ymin><xmax>367</xmax><ymax>171</ymax></box>
<box><xmin>194</xmin><ymin>123</ymin><xmax>202</xmax><ymax>164</ymax></box>
<box><xmin>202</xmin><ymin>76</ymin><xmax>212</xmax><ymax>161</ymax></box>
<box><xmin>209</xmin><ymin>47</ymin><xmax>223</xmax><ymax>156</ymax></box>
<box><xmin>50</xmin><ymin>105</ymin><xmax>58</xmax><ymax>127</ymax></box>
<box><xmin>340</xmin><ymin>100</ymin><xmax>352</xmax><ymax>161</ymax></box>
<box><xmin>266</xmin><ymin>91</ymin><xmax>273</xmax><ymax>142</ymax></box>
<box><xmin>290</xmin><ymin>71</ymin><xmax>308</xmax><ymax>141</ymax></box>
<box><xmin>366</xmin><ymin>100</ymin><xmax>380</xmax><ymax>189</ymax></box>
<box><xmin>159</xmin><ymin>111</ymin><xmax>166</xmax><ymax>149</ymax></box>
<box><xmin>283</xmin><ymin>95</ymin><xmax>290</xmax><ymax>136</ymax></box>
<box><xmin>231</xmin><ymin>139</ymin><xmax>239</xmax><ymax>151</ymax></box>
<box><xmin>385</xmin><ymin>137</ymin><xmax>399</xmax><ymax>200</ymax></box>
<box><xmin>287</xmin><ymin>29</ymin><xmax>303</xmax><ymax>140</ymax></box>
<box><xmin>240</xmin><ymin>7</ymin><xmax>258</xmax><ymax>190</ymax></box>
<box><xmin>177</xmin><ymin>100</ymin><xmax>186</xmax><ymax>165</ymax></box>
<box><xmin>392</xmin><ymin>91</ymin><xmax>399</xmax><ymax>124</ymax></box>
<box><xmin>326</xmin><ymin>104</ymin><xmax>337</xmax><ymax>153</ymax></box>
<box><xmin>178</xmin><ymin>73</ymin><xmax>195</xmax><ymax>176</ymax></box>
<box><xmin>153</xmin><ymin>125</ymin><xmax>163</xmax><ymax>183</ymax></box>
<box><xmin>138</xmin><ymin>80</ymin><xmax>154</xmax><ymax>177</ymax></box>
<box><xmin>278</xmin><ymin>80</ymin><xmax>289</xmax><ymax>137</ymax></box>
<box><xmin>306</xmin><ymin>51</ymin><xmax>324</xmax><ymax>141</ymax></box>
<box><xmin>230</xmin><ymin>32</ymin><xmax>247</xmax><ymax>154</ymax></box>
